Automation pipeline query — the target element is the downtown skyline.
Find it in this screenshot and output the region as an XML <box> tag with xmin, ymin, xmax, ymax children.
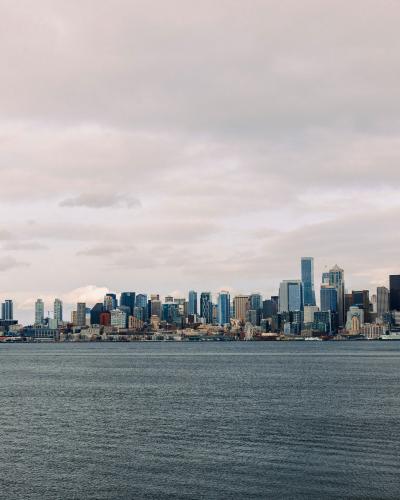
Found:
<box><xmin>1</xmin><ymin>1</ymin><xmax>400</xmax><ymax>324</ymax></box>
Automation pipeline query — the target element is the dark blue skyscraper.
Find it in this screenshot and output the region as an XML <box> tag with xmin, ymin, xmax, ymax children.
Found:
<box><xmin>320</xmin><ymin>287</ymin><xmax>337</xmax><ymax>312</ymax></box>
<box><xmin>200</xmin><ymin>292</ymin><xmax>213</xmax><ymax>324</ymax></box>
<box><xmin>188</xmin><ymin>291</ymin><xmax>198</xmax><ymax>316</ymax></box>
<box><xmin>120</xmin><ymin>292</ymin><xmax>136</xmax><ymax>315</ymax></box>
<box><xmin>217</xmin><ymin>291</ymin><xmax>230</xmax><ymax>325</ymax></box>
<box><xmin>301</xmin><ymin>257</ymin><xmax>316</xmax><ymax>306</ymax></box>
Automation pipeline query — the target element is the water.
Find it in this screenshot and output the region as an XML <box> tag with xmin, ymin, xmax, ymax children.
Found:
<box><xmin>1</xmin><ymin>341</ymin><xmax>400</xmax><ymax>499</ymax></box>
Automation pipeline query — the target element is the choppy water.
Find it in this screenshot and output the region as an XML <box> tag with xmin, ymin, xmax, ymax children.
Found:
<box><xmin>1</xmin><ymin>341</ymin><xmax>400</xmax><ymax>499</ymax></box>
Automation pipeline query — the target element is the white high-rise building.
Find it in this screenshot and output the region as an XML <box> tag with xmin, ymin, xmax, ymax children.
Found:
<box><xmin>54</xmin><ymin>298</ymin><xmax>63</xmax><ymax>324</ymax></box>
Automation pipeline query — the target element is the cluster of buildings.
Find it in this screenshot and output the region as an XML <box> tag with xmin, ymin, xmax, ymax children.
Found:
<box><xmin>1</xmin><ymin>258</ymin><xmax>400</xmax><ymax>342</ymax></box>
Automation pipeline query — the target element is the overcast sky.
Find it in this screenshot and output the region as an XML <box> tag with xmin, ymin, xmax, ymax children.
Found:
<box><xmin>1</xmin><ymin>0</ymin><xmax>399</xmax><ymax>322</ymax></box>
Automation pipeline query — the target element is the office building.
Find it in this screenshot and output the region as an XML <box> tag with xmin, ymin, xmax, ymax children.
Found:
<box><xmin>217</xmin><ymin>291</ymin><xmax>230</xmax><ymax>325</ymax></box>
<box><xmin>389</xmin><ymin>275</ymin><xmax>400</xmax><ymax>311</ymax></box>
<box><xmin>188</xmin><ymin>290</ymin><xmax>198</xmax><ymax>316</ymax></box>
<box><xmin>2</xmin><ymin>300</ymin><xmax>13</xmax><ymax>320</ymax></box>
<box><xmin>233</xmin><ymin>295</ymin><xmax>249</xmax><ymax>321</ymax></box>
<box><xmin>328</xmin><ymin>265</ymin><xmax>345</xmax><ymax>328</ymax></box>
<box><xmin>76</xmin><ymin>302</ymin><xmax>87</xmax><ymax>327</ymax></box>
<box><xmin>90</xmin><ymin>303</ymin><xmax>104</xmax><ymax>325</ymax></box>
<box><xmin>200</xmin><ymin>292</ymin><xmax>213</xmax><ymax>323</ymax></box>
<box><xmin>301</xmin><ymin>257</ymin><xmax>316</xmax><ymax>306</ymax></box>
<box><xmin>54</xmin><ymin>298</ymin><xmax>63</xmax><ymax>324</ymax></box>
<box><xmin>377</xmin><ymin>286</ymin><xmax>390</xmax><ymax>319</ymax></box>
<box><xmin>110</xmin><ymin>309</ymin><xmax>127</xmax><ymax>329</ymax></box>
<box><xmin>320</xmin><ymin>286</ymin><xmax>338</xmax><ymax>312</ymax></box>
<box><xmin>278</xmin><ymin>281</ymin><xmax>303</xmax><ymax>313</ymax></box>
<box><xmin>35</xmin><ymin>299</ymin><xmax>45</xmax><ymax>325</ymax></box>
<box><xmin>104</xmin><ymin>293</ymin><xmax>117</xmax><ymax>311</ymax></box>
<box><xmin>120</xmin><ymin>292</ymin><xmax>135</xmax><ymax>315</ymax></box>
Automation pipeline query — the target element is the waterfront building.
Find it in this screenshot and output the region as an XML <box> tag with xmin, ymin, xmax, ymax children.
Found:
<box><xmin>377</xmin><ymin>286</ymin><xmax>390</xmax><ymax>319</ymax></box>
<box><xmin>217</xmin><ymin>291</ymin><xmax>231</xmax><ymax>325</ymax></box>
<box><xmin>35</xmin><ymin>299</ymin><xmax>45</xmax><ymax>325</ymax></box>
<box><xmin>188</xmin><ymin>290</ymin><xmax>198</xmax><ymax>316</ymax></box>
<box><xmin>278</xmin><ymin>281</ymin><xmax>303</xmax><ymax>313</ymax></box>
<box><xmin>389</xmin><ymin>275</ymin><xmax>400</xmax><ymax>311</ymax></box>
<box><xmin>54</xmin><ymin>298</ymin><xmax>63</xmax><ymax>324</ymax></box>
<box><xmin>233</xmin><ymin>295</ymin><xmax>249</xmax><ymax>322</ymax></box>
<box><xmin>2</xmin><ymin>299</ymin><xmax>13</xmax><ymax>321</ymax></box>
<box><xmin>301</xmin><ymin>257</ymin><xmax>316</xmax><ymax>306</ymax></box>
<box><xmin>76</xmin><ymin>302</ymin><xmax>86</xmax><ymax>327</ymax></box>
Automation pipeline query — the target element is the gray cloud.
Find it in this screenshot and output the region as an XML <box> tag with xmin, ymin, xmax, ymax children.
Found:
<box><xmin>60</xmin><ymin>193</ymin><xmax>141</xmax><ymax>209</ymax></box>
<box><xmin>0</xmin><ymin>256</ymin><xmax>29</xmax><ymax>272</ymax></box>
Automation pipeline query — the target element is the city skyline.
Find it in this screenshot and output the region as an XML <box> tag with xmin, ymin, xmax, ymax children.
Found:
<box><xmin>1</xmin><ymin>1</ymin><xmax>400</xmax><ymax>326</ymax></box>
<box><xmin>1</xmin><ymin>258</ymin><xmax>398</xmax><ymax>327</ymax></box>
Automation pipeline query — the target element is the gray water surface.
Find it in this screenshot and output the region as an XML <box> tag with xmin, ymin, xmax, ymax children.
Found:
<box><xmin>1</xmin><ymin>341</ymin><xmax>400</xmax><ymax>499</ymax></box>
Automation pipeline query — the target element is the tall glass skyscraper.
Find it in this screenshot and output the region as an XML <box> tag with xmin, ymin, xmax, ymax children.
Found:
<box><xmin>279</xmin><ymin>281</ymin><xmax>303</xmax><ymax>312</ymax></box>
<box><xmin>320</xmin><ymin>286</ymin><xmax>337</xmax><ymax>312</ymax></box>
<box><xmin>217</xmin><ymin>291</ymin><xmax>230</xmax><ymax>325</ymax></box>
<box><xmin>328</xmin><ymin>265</ymin><xmax>345</xmax><ymax>328</ymax></box>
<box><xmin>54</xmin><ymin>298</ymin><xmax>63</xmax><ymax>324</ymax></box>
<box><xmin>188</xmin><ymin>290</ymin><xmax>198</xmax><ymax>316</ymax></box>
<box><xmin>35</xmin><ymin>298</ymin><xmax>45</xmax><ymax>325</ymax></box>
<box><xmin>120</xmin><ymin>292</ymin><xmax>136</xmax><ymax>315</ymax></box>
<box><xmin>301</xmin><ymin>257</ymin><xmax>316</xmax><ymax>306</ymax></box>
<box><xmin>200</xmin><ymin>292</ymin><xmax>213</xmax><ymax>323</ymax></box>
<box><xmin>2</xmin><ymin>299</ymin><xmax>13</xmax><ymax>320</ymax></box>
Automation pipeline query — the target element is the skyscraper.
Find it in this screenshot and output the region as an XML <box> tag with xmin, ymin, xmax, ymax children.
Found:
<box><xmin>377</xmin><ymin>286</ymin><xmax>389</xmax><ymax>319</ymax></box>
<box><xmin>104</xmin><ymin>293</ymin><xmax>117</xmax><ymax>311</ymax></box>
<box><xmin>351</xmin><ymin>290</ymin><xmax>370</xmax><ymax>323</ymax></box>
<box><xmin>217</xmin><ymin>291</ymin><xmax>230</xmax><ymax>325</ymax></box>
<box><xmin>278</xmin><ymin>281</ymin><xmax>303</xmax><ymax>313</ymax></box>
<box><xmin>54</xmin><ymin>298</ymin><xmax>63</xmax><ymax>324</ymax></box>
<box><xmin>2</xmin><ymin>299</ymin><xmax>13</xmax><ymax>320</ymax></box>
<box><xmin>233</xmin><ymin>295</ymin><xmax>249</xmax><ymax>321</ymax></box>
<box><xmin>320</xmin><ymin>286</ymin><xmax>338</xmax><ymax>312</ymax></box>
<box><xmin>135</xmin><ymin>294</ymin><xmax>148</xmax><ymax>321</ymax></box>
<box><xmin>120</xmin><ymin>292</ymin><xmax>136</xmax><ymax>315</ymax></box>
<box><xmin>76</xmin><ymin>302</ymin><xmax>87</xmax><ymax>327</ymax></box>
<box><xmin>200</xmin><ymin>292</ymin><xmax>213</xmax><ymax>323</ymax></box>
<box><xmin>35</xmin><ymin>299</ymin><xmax>45</xmax><ymax>325</ymax></box>
<box><xmin>90</xmin><ymin>303</ymin><xmax>104</xmax><ymax>325</ymax></box>
<box><xmin>328</xmin><ymin>265</ymin><xmax>345</xmax><ymax>328</ymax></box>
<box><xmin>301</xmin><ymin>257</ymin><xmax>316</xmax><ymax>306</ymax></box>
<box><xmin>389</xmin><ymin>275</ymin><xmax>400</xmax><ymax>311</ymax></box>
<box><xmin>188</xmin><ymin>290</ymin><xmax>198</xmax><ymax>316</ymax></box>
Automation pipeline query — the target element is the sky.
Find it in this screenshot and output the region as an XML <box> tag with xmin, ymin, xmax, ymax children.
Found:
<box><xmin>1</xmin><ymin>0</ymin><xmax>400</xmax><ymax>323</ymax></box>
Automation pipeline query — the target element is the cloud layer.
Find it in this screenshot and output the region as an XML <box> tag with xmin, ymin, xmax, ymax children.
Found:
<box><xmin>0</xmin><ymin>0</ymin><xmax>399</xmax><ymax>322</ymax></box>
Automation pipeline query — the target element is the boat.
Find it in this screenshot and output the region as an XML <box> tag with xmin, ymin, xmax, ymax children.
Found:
<box><xmin>380</xmin><ymin>332</ymin><xmax>400</xmax><ymax>340</ymax></box>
